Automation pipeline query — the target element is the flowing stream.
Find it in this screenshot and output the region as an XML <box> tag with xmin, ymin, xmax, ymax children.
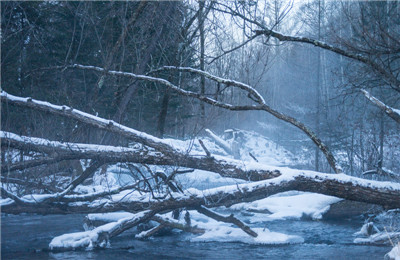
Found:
<box><xmin>1</xmin><ymin>213</ymin><xmax>390</xmax><ymax>259</ymax></box>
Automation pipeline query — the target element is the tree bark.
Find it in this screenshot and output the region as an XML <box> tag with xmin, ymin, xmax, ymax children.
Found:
<box><xmin>199</xmin><ymin>0</ymin><xmax>206</xmax><ymax>124</ymax></box>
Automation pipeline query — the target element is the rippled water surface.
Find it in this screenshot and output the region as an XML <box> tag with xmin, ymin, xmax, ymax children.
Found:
<box><xmin>1</xmin><ymin>214</ymin><xmax>390</xmax><ymax>259</ymax></box>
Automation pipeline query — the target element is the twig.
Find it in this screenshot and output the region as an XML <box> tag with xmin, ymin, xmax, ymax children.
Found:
<box><xmin>249</xmin><ymin>152</ymin><xmax>258</xmax><ymax>162</ymax></box>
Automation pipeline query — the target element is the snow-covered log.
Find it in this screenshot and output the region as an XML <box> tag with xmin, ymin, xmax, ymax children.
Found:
<box><xmin>1</xmin><ymin>131</ymin><xmax>280</xmax><ymax>181</ymax></box>
<box><xmin>0</xmin><ymin>91</ymin><xmax>176</xmax><ymax>155</ymax></box>
<box><xmin>354</xmin><ymin>231</ymin><xmax>400</xmax><ymax>245</ymax></box>
<box><xmin>205</xmin><ymin>129</ymin><xmax>232</xmax><ymax>155</ymax></box>
<box><xmin>49</xmin><ymin>210</ymin><xmax>155</xmax><ymax>250</ymax></box>
<box><xmin>2</xmin><ymin>169</ymin><xmax>400</xmax><ymax>215</ymax></box>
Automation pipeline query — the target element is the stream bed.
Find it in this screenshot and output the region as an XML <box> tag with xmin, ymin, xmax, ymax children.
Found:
<box><xmin>1</xmin><ymin>213</ymin><xmax>391</xmax><ymax>259</ymax></box>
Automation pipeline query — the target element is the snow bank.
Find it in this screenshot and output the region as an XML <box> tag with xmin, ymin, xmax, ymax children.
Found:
<box><xmin>238</xmin><ymin>130</ymin><xmax>303</xmax><ymax>166</ymax></box>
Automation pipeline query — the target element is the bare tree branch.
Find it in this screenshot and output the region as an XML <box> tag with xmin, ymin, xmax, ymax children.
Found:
<box><xmin>253</xmin><ymin>29</ymin><xmax>400</xmax><ymax>92</ymax></box>
<box><xmin>361</xmin><ymin>89</ymin><xmax>400</xmax><ymax>124</ymax></box>
<box><xmin>213</xmin><ymin>3</ymin><xmax>400</xmax><ymax>92</ymax></box>
<box><xmin>0</xmin><ymin>91</ymin><xmax>178</xmax><ymax>154</ymax></box>
<box><xmin>196</xmin><ymin>206</ymin><xmax>258</xmax><ymax>237</ymax></box>
<box><xmin>1</xmin><ymin>155</ymin><xmax>79</xmax><ymax>172</ymax></box>
<box><xmin>208</xmin><ymin>34</ymin><xmax>259</xmax><ymax>64</ymax></box>
<box><xmin>46</xmin><ymin>65</ymin><xmax>340</xmax><ymax>173</ymax></box>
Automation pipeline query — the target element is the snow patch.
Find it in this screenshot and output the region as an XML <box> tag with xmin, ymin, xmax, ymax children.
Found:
<box><xmin>230</xmin><ymin>191</ymin><xmax>342</xmax><ymax>221</ymax></box>
<box><xmin>87</xmin><ymin>212</ymin><xmax>135</xmax><ymax>223</ymax></box>
<box><xmin>187</xmin><ymin>211</ymin><xmax>303</xmax><ymax>244</ymax></box>
<box><xmin>176</xmin><ymin>169</ymin><xmax>246</xmax><ymax>190</ymax></box>
<box><xmin>191</xmin><ymin>226</ymin><xmax>303</xmax><ymax>244</ymax></box>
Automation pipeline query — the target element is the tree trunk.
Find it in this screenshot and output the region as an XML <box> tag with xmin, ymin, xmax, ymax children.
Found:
<box><xmin>199</xmin><ymin>0</ymin><xmax>206</xmax><ymax>125</ymax></box>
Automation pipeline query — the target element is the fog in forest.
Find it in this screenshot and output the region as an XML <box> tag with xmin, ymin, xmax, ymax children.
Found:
<box><xmin>1</xmin><ymin>1</ymin><xmax>400</xmax><ymax>259</ymax></box>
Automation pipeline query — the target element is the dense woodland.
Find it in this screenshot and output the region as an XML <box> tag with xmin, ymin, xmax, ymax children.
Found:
<box><xmin>1</xmin><ymin>0</ymin><xmax>400</xmax><ymax>257</ymax></box>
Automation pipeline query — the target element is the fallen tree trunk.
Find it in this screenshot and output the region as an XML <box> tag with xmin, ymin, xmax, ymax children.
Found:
<box><xmin>0</xmin><ymin>91</ymin><xmax>176</xmax><ymax>155</ymax></box>
<box><xmin>2</xmin><ymin>169</ymin><xmax>400</xmax><ymax>215</ymax></box>
<box><xmin>205</xmin><ymin>129</ymin><xmax>232</xmax><ymax>155</ymax></box>
<box><xmin>1</xmin><ymin>131</ymin><xmax>280</xmax><ymax>181</ymax></box>
<box><xmin>84</xmin><ymin>213</ymin><xmax>205</xmax><ymax>236</ymax></box>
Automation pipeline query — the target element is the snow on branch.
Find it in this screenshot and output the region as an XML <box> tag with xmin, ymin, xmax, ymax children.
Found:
<box><xmin>136</xmin><ymin>214</ymin><xmax>206</xmax><ymax>238</ymax></box>
<box><xmin>205</xmin><ymin>129</ymin><xmax>232</xmax><ymax>155</ymax></box>
<box><xmin>0</xmin><ymin>91</ymin><xmax>177</xmax><ymax>155</ymax></box>
<box><xmin>85</xmin><ymin>213</ymin><xmax>205</xmax><ymax>237</ymax></box>
<box><xmin>58</xmin><ymin>64</ymin><xmax>250</xmax><ymax>110</ymax></box>
<box><xmin>151</xmin><ymin>66</ymin><xmax>266</xmax><ymax>105</ymax></box>
<box><xmin>52</xmin><ymin>65</ymin><xmax>340</xmax><ymax>173</ymax></box>
<box><xmin>361</xmin><ymin>89</ymin><xmax>400</xmax><ymax>124</ymax></box>
<box><xmin>1</xmin><ymin>130</ymin><xmax>155</xmax><ymax>163</ymax></box>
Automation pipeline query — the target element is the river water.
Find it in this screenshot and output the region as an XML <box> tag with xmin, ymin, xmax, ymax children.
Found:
<box><xmin>1</xmin><ymin>213</ymin><xmax>390</xmax><ymax>259</ymax></box>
